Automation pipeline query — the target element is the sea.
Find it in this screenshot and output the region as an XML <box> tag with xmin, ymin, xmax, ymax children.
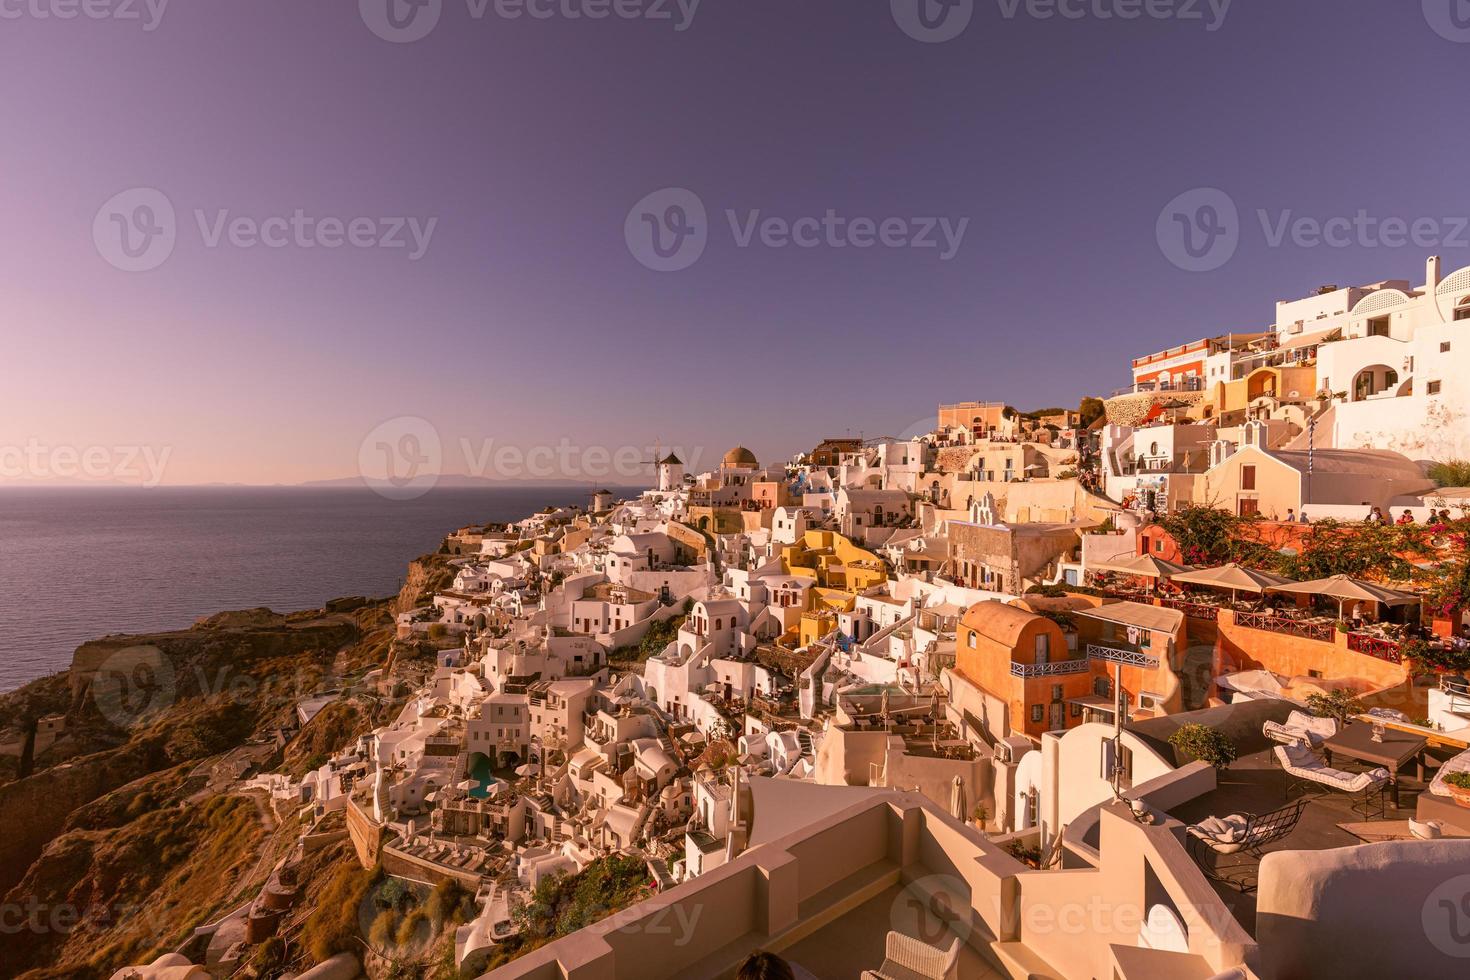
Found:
<box><xmin>0</xmin><ymin>485</ymin><xmax>613</xmax><ymax>692</ymax></box>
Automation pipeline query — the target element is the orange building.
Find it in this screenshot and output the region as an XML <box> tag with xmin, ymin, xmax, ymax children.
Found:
<box><xmin>956</xmin><ymin>601</ymin><xmax>1092</xmax><ymax>739</ymax></box>
<box><xmin>954</xmin><ymin>597</ymin><xmax>1191</xmax><ymax>742</ymax></box>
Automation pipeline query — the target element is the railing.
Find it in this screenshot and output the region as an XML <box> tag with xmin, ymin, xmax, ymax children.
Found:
<box><xmin>1085</xmin><ymin>644</ymin><xmax>1160</xmax><ymax>669</ymax></box>
<box><xmin>1156</xmin><ymin>596</ymin><xmax>1221</xmax><ymax>621</ymax></box>
<box><xmin>1234</xmin><ymin>610</ymin><xmax>1336</xmax><ymax>643</ymax></box>
<box><xmin>1108</xmin><ymin>378</ymin><xmax>1206</xmax><ymax>398</ymax></box>
<box><xmin>1010</xmin><ymin>659</ymin><xmax>1090</xmax><ymax>679</ymax></box>
<box><xmin>1347</xmin><ymin>632</ymin><xmax>1403</xmax><ymax>663</ymax></box>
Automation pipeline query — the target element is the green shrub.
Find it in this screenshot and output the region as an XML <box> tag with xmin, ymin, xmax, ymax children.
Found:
<box><xmin>301</xmin><ymin>863</ymin><xmax>379</xmax><ymax>961</ymax></box>
<box><xmin>1167</xmin><ymin>724</ymin><xmax>1237</xmax><ymax>770</ymax></box>
<box><xmin>1428</xmin><ymin>459</ymin><xmax>1470</xmax><ymax>488</ymax></box>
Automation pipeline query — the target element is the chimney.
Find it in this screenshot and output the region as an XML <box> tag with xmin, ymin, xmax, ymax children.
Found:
<box><xmin>1427</xmin><ymin>254</ymin><xmax>1443</xmax><ymax>290</ymax></box>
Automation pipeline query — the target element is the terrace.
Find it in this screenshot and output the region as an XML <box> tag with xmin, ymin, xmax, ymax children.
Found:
<box><xmin>1124</xmin><ymin>700</ymin><xmax>1465</xmax><ymax>933</ymax></box>
<box><xmin>481</xmin><ymin>782</ymin><xmax>1255</xmax><ymax>980</ymax></box>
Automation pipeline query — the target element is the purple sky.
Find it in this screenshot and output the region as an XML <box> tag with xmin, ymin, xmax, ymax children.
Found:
<box><xmin>2</xmin><ymin>0</ymin><xmax>1467</xmax><ymax>486</ymax></box>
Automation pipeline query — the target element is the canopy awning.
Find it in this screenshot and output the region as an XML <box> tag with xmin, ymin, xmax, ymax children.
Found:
<box><xmin>1266</xmin><ymin>574</ymin><xmax>1420</xmax><ymax>607</ymax></box>
<box><xmin>1075</xmin><ymin>601</ymin><xmax>1185</xmax><ymax>637</ymax></box>
<box><xmin>1091</xmin><ymin>554</ymin><xmax>1195</xmax><ymax>579</ymax></box>
<box><xmin>1171</xmin><ymin>563</ymin><xmax>1296</xmax><ymax>594</ymax></box>
<box><xmin>1278</xmin><ymin>326</ymin><xmax>1341</xmax><ymax>351</ymax></box>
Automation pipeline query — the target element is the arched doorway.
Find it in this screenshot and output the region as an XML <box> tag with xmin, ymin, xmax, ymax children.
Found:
<box><xmin>1246</xmin><ymin>368</ymin><xmax>1278</xmax><ymax>402</ymax></box>
<box><xmin>1352</xmin><ymin>365</ymin><xmax>1398</xmax><ymax>401</ymax></box>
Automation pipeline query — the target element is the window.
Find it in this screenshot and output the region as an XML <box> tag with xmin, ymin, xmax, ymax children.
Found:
<box><xmin>1241</xmin><ymin>465</ymin><xmax>1256</xmax><ymax>491</ymax></box>
<box><xmin>1239</xmin><ymin>498</ymin><xmax>1260</xmax><ymax>517</ymax></box>
<box><xmin>1051</xmin><ymin>684</ymin><xmax>1063</xmax><ymax>702</ymax></box>
<box><xmin>1030</xmin><ymin>704</ymin><xmax>1044</xmax><ymax>724</ymax></box>
<box><xmin>1154</xmin><ymin>539</ymin><xmax>1164</xmax><ymax>553</ymax></box>
<box><xmin>1456</xmin><ymin>298</ymin><xmax>1470</xmax><ymax>322</ymax></box>
<box><xmin>1035</xmin><ymin>633</ymin><xmax>1050</xmax><ymax>663</ymax></box>
<box><xmin>1442</xmin><ymin>342</ymin><xmax>1452</xmax><ymax>353</ymax></box>
<box><xmin>1071</xmin><ymin>703</ymin><xmax>1083</xmax><ymax>718</ymax></box>
<box><xmin>1367</xmin><ymin>316</ymin><xmax>1390</xmax><ymax>337</ymax></box>
<box><xmin>1428</xmin><ymin>381</ymin><xmax>1442</xmax><ymax>396</ymax></box>
<box><xmin>967</xmin><ymin>632</ymin><xmax>976</xmax><ymax>649</ymax></box>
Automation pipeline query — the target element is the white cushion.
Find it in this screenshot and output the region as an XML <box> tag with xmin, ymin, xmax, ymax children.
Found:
<box><xmin>1286</xmin><ymin>710</ymin><xmax>1337</xmax><ymax>741</ymax></box>
<box><xmin>1189</xmin><ymin>813</ymin><xmax>1249</xmax><ymax>843</ymax></box>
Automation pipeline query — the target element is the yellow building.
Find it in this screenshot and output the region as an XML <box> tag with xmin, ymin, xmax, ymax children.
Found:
<box><xmin>780</xmin><ymin>529</ymin><xmax>887</xmax><ymax>592</ymax></box>
<box><xmin>779</xmin><ymin>530</ymin><xmax>890</xmax><ymax>648</ymax></box>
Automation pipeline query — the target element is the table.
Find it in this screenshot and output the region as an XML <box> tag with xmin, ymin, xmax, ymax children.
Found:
<box><xmin>1324</xmin><ymin>723</ymin><xmax>1427</xmax><ymax>808</ymax></box>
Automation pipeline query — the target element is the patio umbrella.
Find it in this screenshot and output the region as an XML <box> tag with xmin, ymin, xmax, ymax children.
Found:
<box><xmin>1266</xmin><ymin>574</ymin><xmax>1420</xmax><ymax>618</ymax></box>
<box><xmin>1170</xmin><ymin>563</ymin><xmax>1296</xmax><ymax>602</ymax></box>
<box><xmin>1092</xmin><ymin>553</ymin><xmax>1194</xmax><ymax>579</ymax></box>
<box><xmin>1215</xmin><ymin>669</ymin><xmax>1286</xmax><ymax>699</ymax></box>
<box><xmin>1091</xmin><ymin>553</ymin><xmax>1194</xmax><ymax>593</ymax></box>
<box><xmin>950</xmin><ymin>774</ymin><xmax>968</xmax><ymax>822</ymax></box>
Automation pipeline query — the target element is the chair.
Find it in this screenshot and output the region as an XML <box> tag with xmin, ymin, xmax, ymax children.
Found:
<box><xmin>1185</xmin><ymin>800</ymin><xmax>1307</xmax><ymax>890</ymax></box>
<box><xmin>1262</xmin><ymin>710</ymin><xmax>1337</xmax><ymax>748</ymax></box>
<box><xmin>1273</xmin><ymin>743</ymin><xmax>1389</xmax><ymax>816</ymax></box>
<box><xmin>860</xmin><ymin>931</ymin><xmax>960</xmax><ymax>980</ymax></box>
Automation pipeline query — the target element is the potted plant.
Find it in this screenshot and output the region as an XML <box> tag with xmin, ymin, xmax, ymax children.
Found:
<box><xmin>1168</xmin><ymin>724</ymin><xmax>1238</xmax><ymax>770</ymax></box>
<box><xmin>1443</xmin><ymin>772</ymin><xmax>1470</xmax><ymax>808</ymax></box>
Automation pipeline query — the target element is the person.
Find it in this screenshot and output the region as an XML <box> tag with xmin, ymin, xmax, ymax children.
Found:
<box><xmin>736</xmin><ymin>952</ymin><xmax>796</xmax><ymax>980</ymax></box>
<box><xmin>1398</xmin><ymin>509</ymin><xmax>1416</xmax><ymax>525</ymax></box>
<box><xmin>1299</xmin><ymin>510</ymin><xmax>1311</xmax><ymax>524</ymax></box>
<box><xmin>1285</xmin><ymin>508</ymin><xmax>1296</xmax><ymax>523</ymax></box>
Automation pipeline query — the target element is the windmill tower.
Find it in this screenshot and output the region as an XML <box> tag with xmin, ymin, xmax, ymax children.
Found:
<box><xmin>646</xmin><ymin>441</ymin><xmax>684</xmax><ymax>492</ymax></box>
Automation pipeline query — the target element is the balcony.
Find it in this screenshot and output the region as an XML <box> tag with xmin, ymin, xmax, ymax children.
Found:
<box><xmin>1109</xmin><ymin>377</ymin><xmax>1207</xmax><ymax>398</ymax></box>
<box><xmin>1010</xmin><ymin>658</ymin><xmax>1090</xmax><ymax>679</ymax></box>
<box><xmin>1346</xmin><ymin>631</ymin><xmax>1403</xmax><ymax>663</ymax></box>
<box><xmin>1233</xmin><ymin>609</ymin><xmax>1336</xmax><ymax>643</ymax></box>
<box><xmin>1156</xmin><ymin>596</ymin><xmax>1223</xmax><ymax>621</ymax></box>
<box><xmin>1085</xmin><ymin>643</ymin><xmax>1160</xmax><ymax>669</ymax></box>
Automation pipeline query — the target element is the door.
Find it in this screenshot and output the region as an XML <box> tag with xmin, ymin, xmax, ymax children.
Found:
<box><xmin>1049</xmin><ymin>703</ymin><xmax>1064</xmax><ymax>730</ymax></box>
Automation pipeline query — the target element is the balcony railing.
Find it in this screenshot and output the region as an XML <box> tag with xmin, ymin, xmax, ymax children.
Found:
<box><xmin>1347</xmin><ymin>632</ymin><xmax>1403</xmax><ymax>663</ymax></box>
<box><xmin>1085</xmin><ymin>644</ymin><xmax>1160</xmax><ymax>669</ymax></box>
<box><xmin>1234</xmin><ymin>610</ymin><xmax>1337</xmax><ymax>643</ymax></box>
<box><xmin>1109</xmin><ymin>378</ymin><xmax>1206</xmax><ymax>398</ymax></box>
<box><xmin>1156</xmin><ymin>596</ymin><xmax>1222</xmax><ymax>621</ymax></box>
<box><xmin>1010</xmin><ymin>659</ymin><xmax>1090</xmax><ymax>679</ymax></box>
